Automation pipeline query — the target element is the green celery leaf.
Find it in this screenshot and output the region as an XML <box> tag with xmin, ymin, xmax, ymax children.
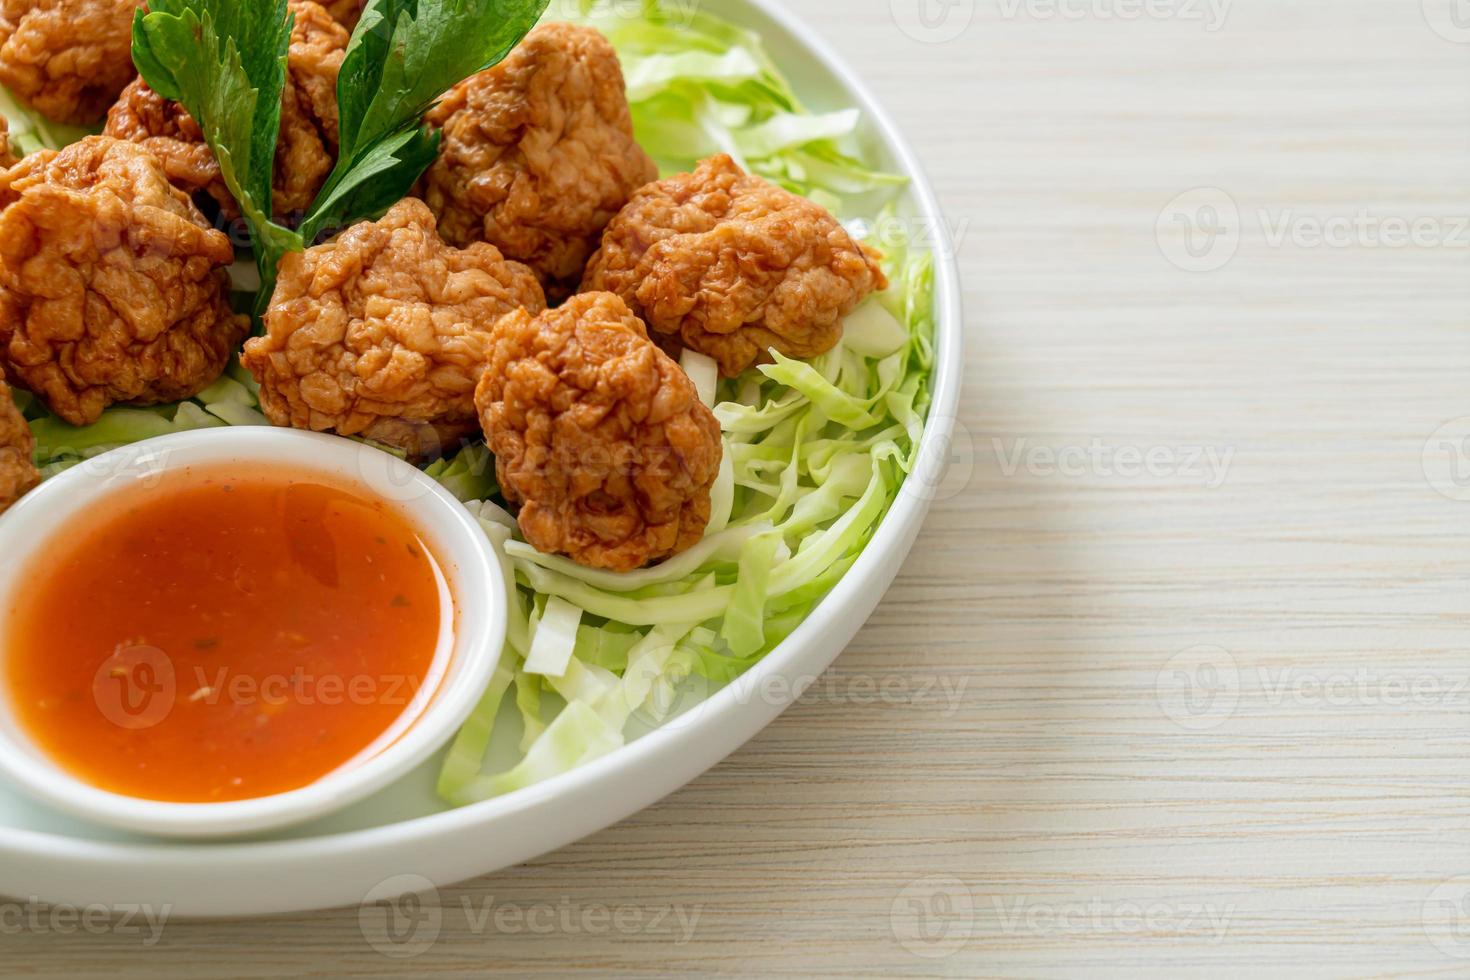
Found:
<box><xmin>336</xmin><ymin>0</ymin><xmax>548</xmax><ymax>161</ymax></box>
<box><xmin>304</xmin><ymin>0</ymin><xmax>548</xmax><ymax>241</ymax></box>
<box><xmin>131</xmin><ymin>0</ymin><xmax>303</xmax><ymax>300</ymax></box>
<box><xmin>299</xmin><ymin>126</ymin><xmax>440</xmax><ymax>242</ymax></box>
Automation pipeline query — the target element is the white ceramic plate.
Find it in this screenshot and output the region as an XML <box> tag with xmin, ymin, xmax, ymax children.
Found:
<box><xmin>0</xmin><ymin>0</ymin><xmax>964</xmax><ymax>917</ymax></box>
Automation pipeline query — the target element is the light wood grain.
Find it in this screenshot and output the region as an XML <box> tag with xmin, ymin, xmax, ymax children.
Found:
<box><xmin>7</xmin><ymin>0</ymin><xmax>1470</xmax><ymax>975</ymax></box>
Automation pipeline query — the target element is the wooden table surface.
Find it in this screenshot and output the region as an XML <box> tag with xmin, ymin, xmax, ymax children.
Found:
<box><xmin>10</xmin><ymin>1</ymin><xmax>1470</xmax><ymax>976</ymax></box>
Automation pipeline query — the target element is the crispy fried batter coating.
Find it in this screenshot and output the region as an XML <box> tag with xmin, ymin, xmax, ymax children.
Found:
<box><xmin>103</xmin><ymin>81</ymin><xmax>220</xmax><ymax>209</ymax></box>
<box><xmin>477</xmin><ymin>292</ymin><xmax>722</xmax><ymax>572</ymax></box>
<box><xmin>0</xmin><ymin>367</ymin><xmax>38</xmax><ymax>514</ymax></box>
<box><xmin>0</xmin><ymin>0</ymin><xmax>140</xmax><ymax>125</ymax></box>
<box><xmin>103</xmin><ymin>0</ymin><xmax>347</xmax><ymax>221</ymax></box>
<box><xmin>421</xmin><ymin>22</ymin><xmax>657</xmax><ymax>296</ymax></box>
<box><xmin>243</xmin><ymin>198</ymin><xmax>547</xmax><ymax>458</ymax></box>
<box><xmin>0</xmin><ymin>137</ymin><xmax>247</xmax><ymax>427</ymax></box>
<box><xmin>582</xmin><ymin>154</ymin><xmax>888</xmax><ymax>377</ymax></box>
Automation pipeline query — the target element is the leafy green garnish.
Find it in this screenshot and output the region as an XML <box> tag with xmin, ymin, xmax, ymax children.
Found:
<box><xmin>338</xmin><ymin>0</ymin><xmax>545</xmax><ymax>158</ymax></box>
<box><xmin>131</xmin><ymin>0</ymin><xmax>299</xmax><ymax>293</ymax></box>
<box><xmin>297</xmin><ymin>126</ymin><xmax>440</xmax><ymax>244</ymax></box>
<box><xmin>301</xmin><ymin>0</ymin><xmax>548</xmax><ymax>241</ymax></box>
<box><xmin>131</xmin><ymin>0</ymin><xmax>549</xmax><ymax>307</ymax></box>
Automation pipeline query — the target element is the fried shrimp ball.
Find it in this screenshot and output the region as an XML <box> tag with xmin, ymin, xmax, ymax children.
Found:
<box><xmin>477</xmin><ymin>292</ymin><xmax>723</xmax><ymax>572</ymax></box>
<box><xmin>421</xmin><ymin>22</ymin><xmax>658</xmax><ymax>296</ymax></box>
<box><xmin>582</xmin><ymin>154</ymin><xmax>889</xmax><ymax>377</ymax></box>
<box><xmin>0</xmin><ymin>367</ymin><xmax>38</xmax><ymax>514</ymax></box>
<box><xmin>0</xmin><ymin>0</ymin><xmax>140</xmax><ymax>125</ymax></box>
<box><xmin>243</xmin><ymin>198</ymin><xmax>546</xmax><ymax>458</ymax></box>
<box><xmin>0</xmin><ymin>137</ymin><xmax>247</xmax><ymax>426</ymax></box>
<box><xmin>103</xmin><ymin>0</ymin><xmax>348</xmax><ymax>221</ymax></box>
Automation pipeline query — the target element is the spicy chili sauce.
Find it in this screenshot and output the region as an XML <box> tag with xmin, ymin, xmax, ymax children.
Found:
<box><xmin>4</xmin><ymin>468</ymin><xmax>444</xmax><ymax>803</ymax></box>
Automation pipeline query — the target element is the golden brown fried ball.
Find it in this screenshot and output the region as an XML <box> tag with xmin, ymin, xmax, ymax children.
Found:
<box><xmin>0</xmin><ymin>137</ymin><xmax>247</xmax><ymax>427</ymax></box>
<box><xmin>243</xmin><ymin>198</ymin><xmax>546</xmax><ymax>458</ymax></box>
<box><xmin>0</xmin><ymin>366</ymin><xmax>38</xmax><ymax>514</ymax></box>
<box><xmin>421</xmin><ymin>22</ymin><xmax>657</xmax><ymax>296</ymax></box>
<box><xmin>477</xmin><ymin>292</ymin><xmax>723</xmax><ymax>572</ymax></box>
<box><xmin>103</xmin><ymin>0</ymin><xmax>348</xmax><ymax>221</ymax></box>
<box><xmin>0</xmin><ymin>0</ymin><xmax>140</xmax><ymax>125</ymax></box>
<box><xmin>582</xmin><ymin>154</ymin><xmax>888</xmax><ymax>377</ymax></box>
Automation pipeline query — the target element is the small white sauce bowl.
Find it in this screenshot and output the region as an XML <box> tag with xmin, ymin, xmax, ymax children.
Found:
<box><xmin>0</xmin><ymin>428</ymin><xmax>506</xmax><ymax>839</ymax></box>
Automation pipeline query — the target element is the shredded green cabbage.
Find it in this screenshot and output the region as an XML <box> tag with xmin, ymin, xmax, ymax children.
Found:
<box><xmin>432</xmin><ymin>5</ymin><xmax>933</xmax><ymax>802</ymax></box>
<box><xmin>17</xmin><ymin>0</ymin><xmax>935</xmax><ymax>806</ymax></box>
<box><xmin>561</xmin><ymin>0</ymin><xmax>903</xmax><ymax>204</ymax></box>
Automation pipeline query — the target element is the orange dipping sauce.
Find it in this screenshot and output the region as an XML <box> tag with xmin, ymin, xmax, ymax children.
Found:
<box><xmin>4</xmin><ymin>468</ymin><xmax>444</xmax><ymax>803</ymax></box>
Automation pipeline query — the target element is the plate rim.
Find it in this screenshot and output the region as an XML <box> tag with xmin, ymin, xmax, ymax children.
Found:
<box><xmin>0</xmin><ymin>0</ymin><xmax>966</xmax><ymax>917</ymax></box>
